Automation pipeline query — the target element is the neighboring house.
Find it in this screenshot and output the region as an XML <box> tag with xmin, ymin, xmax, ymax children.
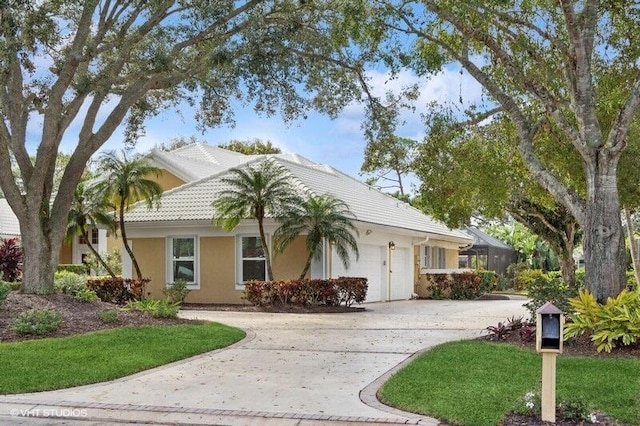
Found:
<box><xmin>0</xmin><ymin>198</ymin><xmax>21</xmax><ymax>239</ymax></box>
<box><xmin>459</xmin><ymin>227</ymin><xmax>517</xmax><ymax>275</ymax></box>
<box><xmin>0</xmin><ymin>197</ymin><xmax>108</xmax><ymax>264</ymax></box>
<box><xmin>123</xmin><ymin>143</ymin><xmax>474</xmax><ymax>304</ymax></box>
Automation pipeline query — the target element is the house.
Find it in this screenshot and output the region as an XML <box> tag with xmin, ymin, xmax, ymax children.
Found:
<box><xmin>0</xmin><ymin>197</ymin><xmax>109</xmax><ymax>265</ymax></box>
<box><xmin>458</xmin><ymin>227</ymin><xmax>517</xmax><ymax>275</ymax></box>
<box><xmin>0</xmin><ymin>198</ymin><xmax>20</xmax><ymax>239</ymax></box>
<box><xmin>122</xmin><ymin>143</ymin><xmax>474</xmax><ymax>304</ymax></box>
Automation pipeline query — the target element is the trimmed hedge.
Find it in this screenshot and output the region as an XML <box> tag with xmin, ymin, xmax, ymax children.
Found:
<box><xmin>86</xmin><ymin>277</ymin><xmax>148</xmax><ymax>305</ymax></box>
<box><xmin>244</xmin><ymin>277</ymin><xmax>367</xmax><ymax>307</ymax></box>
<box><xmin>56</xmin><ymin>264</ymin><xmax>89</xmax><ymax>275</ymax></box>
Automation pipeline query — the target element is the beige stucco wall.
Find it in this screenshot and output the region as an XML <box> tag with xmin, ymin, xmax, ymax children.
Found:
<box><xmin>131</xmin><ymin>238</ymin><xmax>166</xmax><ymax>299</ymax></box>
<box><xmin>132</xmin><ymin>234</ymin><xmax>310</xmax><ymax>304</ymax></box>
<box><xmin>155</xmin><ymin>169</ymin><xmax>186</xmax><ymax>191</ymax></box>
<box><xmin>272</xmin><ymin>236</ymin><xmax>309</xmax><ymax>280</ymax></box>
<box><xmin>446</xmin><ymin>248</ymin><xmax>458</xmax><ymax>269</ymax></box>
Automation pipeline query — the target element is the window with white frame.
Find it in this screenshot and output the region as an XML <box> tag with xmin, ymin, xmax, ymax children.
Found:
<box><xmin>167</xmin><ymin>236</ymin><xmax>198</xmax><ymax>287</ymax></box>
<box><xmin>237</xmin><ymin>235</ymin><xmax>267</xmax><ymax>286</ymax></box>
<box><xmin>422</xmin><ymin>246</ymin><xmax>447</xmax><ymax>269</ymax></box>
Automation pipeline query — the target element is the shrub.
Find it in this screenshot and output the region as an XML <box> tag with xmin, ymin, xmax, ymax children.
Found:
<box><xmin>84</xmin><ymin>249</ymin><xmax>122</xmax><ymax>276</ymax></box>
<box><xmin>564</xmin><ymin>289</ymin><xmax>640</xmax><ymax>352</ymax></box>
<box><xmin>56</xmin><ymin>264</ymin><xmax>89</xmax><ymax>275</ymax></box>
<box><xmin>163</xmin><ymin>279</ymin><xmax>190</xmax><ymax>304</ymax></box>
<box><xmin>626</xmin><ymin>270</ymin><xmax>638</xmax><ymax>291</ymax></box>
<box><xmin>54</xmin><ymin>271</ymin><xmax>88</xmax><ymax>296</ymax></box>
<box><xmin>97</xmin><ymin>309</ymin><xmax>119</xmax><ymax>324</ymax></box>
<box><xmin>575</xmin><ymin>267</ymin><xmax>586</xmax><ymax>288</ymax></box>
<box><xmin>10</xmin><ymin>309</ymin><xmax>62</xmax><ymax>336</ymax></box>
<box><xmin>0</xmin><ymin>280</ymin><xmax>11</xmax><ymax>308</ymax></box>
<box><xmin>87</xmin><ymin>277</ymin><xmax>148</xmax><ymax>305</ymax></box>
<box><xmin>515</xmin><ymin>269</ymin><xmax>544</xmax><ymax>291</ymax></box>
<box><xmin>422</xmin><ymin>272</ymin><xmax>482</xmax><ymax>300</ymax></box>
<box><xmin>523</xmin><ymin>274</ymin><xmax>574</xmax><ymax>320</ymax></box>
<box><xmin>75</xmin><ymin>288</ymin><xmax>99</xmax><ymax>302</ymax></box>
<box><xmin>244</xmin><ymin>277</ymin><xmax>367</xmax><ymax>307</ymax></box>
<box><xmin>124</xmin><ymin>299</ymin><xmax>180</xmax><ymax>318</ymax></box>
<box><xmin>0</xmin><ymin>237</ymin><xmax>23</xmax><ymax>282</ymax></box>
<box><xmin>505</xmin><ymin>262</ymin><xmax>530</xmax><ymax>289</ymax></box>
<box><xmin>477</xmin><ymin>270</ymin><xmax>497</xmax><ymax>294</ymax></box>
<box><xmin>449</xmin><ymin>271</ymin><xmax>482</xmax><ymax>299</ymax></box>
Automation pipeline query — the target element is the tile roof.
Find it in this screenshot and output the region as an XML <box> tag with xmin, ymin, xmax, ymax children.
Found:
<box><xmin>126</xmin><ymin>146</ymin><xmax>472</xmax><ymax>242</ymax></box>
<box><xmin>0</xmin><ymin>198</ymin><xmax>21</xmax><ymax>238</ymax></box>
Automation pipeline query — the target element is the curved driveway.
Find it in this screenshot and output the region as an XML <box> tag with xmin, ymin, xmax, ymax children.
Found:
<box><xmin>0</xmin><ymin>299</ymin><xmax>527</xmax><ymax>425</ymax></box>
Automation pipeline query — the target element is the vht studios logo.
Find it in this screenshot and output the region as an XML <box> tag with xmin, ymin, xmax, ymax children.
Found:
<box><xmin>10</xmin><ymin>408</ymin><xmax>88</xmax><ymax>418</ymax></box>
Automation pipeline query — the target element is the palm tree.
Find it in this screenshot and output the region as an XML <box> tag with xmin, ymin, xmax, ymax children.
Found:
<box><xmin>274</xmin><ymin>194</ymin><xmax>360</xmax><ymax>280</ymax></box>
<box><xmin>94</xmin><ymin>150</ymin><xmax>162</xmax><ymax>280</ymax></box>
<box><xmin>66</xmin><ymin>178</ymin><xmax>118</xmax><ymax>277</ymax></box>
<box><xmin>212</xmin><ymin>160</ymin><xmax>300</xmax><ymax>281</ymax></box>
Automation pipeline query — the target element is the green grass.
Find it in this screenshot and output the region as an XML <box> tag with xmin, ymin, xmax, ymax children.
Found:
<box><xmin>379</xmin><ymin>340</ymin><xmax>640</xmax><ymax>426</ymax></box>
<box><xmin>0</xmin><ymin>322</ymin><xmax>244</xmax><ymax>394</ymax></box>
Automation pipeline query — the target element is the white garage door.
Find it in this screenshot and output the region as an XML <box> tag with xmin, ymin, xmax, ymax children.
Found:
<box><xmin>390</xmin><ymin>247</ymin><xmax>411</xmax><ymax>300</ymax></box>
<box><xmin>332</xmin><ymin>244</ymin><xmax>386</xmax><ymax>303</ymax></box>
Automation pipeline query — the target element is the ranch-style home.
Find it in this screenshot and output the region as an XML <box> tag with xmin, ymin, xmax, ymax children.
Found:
<box><xmin>122</xmin><ymin>143</ymin><xmax>474</xmax><ymax>304</ymax></box>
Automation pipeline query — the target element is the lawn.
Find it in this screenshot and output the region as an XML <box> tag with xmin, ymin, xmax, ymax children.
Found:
<box><xmin>378</xmin><ymin>340</ymin><xmax>640</xmax><ymax>426</ymax></box>
<box><xmin>0</xmin><ymin>322</ymin><xmax>245</xmax><ymax>394</ymax></box>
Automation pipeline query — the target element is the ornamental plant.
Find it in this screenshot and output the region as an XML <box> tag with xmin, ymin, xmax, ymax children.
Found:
<box><xmin>0</xmin><ymin>238</ymin><xmax>23</xmax><ymax>282</ymax></box>
<box><xmin>10</xmin><ymin>309</ymin><xmax>62</xmax><ymax>336</ymax></box>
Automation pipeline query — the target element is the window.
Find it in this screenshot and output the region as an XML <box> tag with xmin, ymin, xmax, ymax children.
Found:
<box><xmin>167</xmin><ymin>237</ymin><xmax>198</xmax><ymax>288</ymax></box>
<box><xmin>79</xmin><ymin>228</ymin><xmax>99</xmax><ymax>245</ymax></box>
<box><xmin>422</xmin><ymin>246</ymin><xmax>446</xmax><ymax>269</ymax></box>
<box><xmin>237</xmin><ymin>235</ymin><xmax>267</xmax><ymax>287</ymax></box>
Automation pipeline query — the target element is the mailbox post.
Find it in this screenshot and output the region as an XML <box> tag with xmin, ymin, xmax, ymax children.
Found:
<box><xmin>536</xmin><ymin>302</ymin><xmax>564</xmax><ymax>423</ymax></box>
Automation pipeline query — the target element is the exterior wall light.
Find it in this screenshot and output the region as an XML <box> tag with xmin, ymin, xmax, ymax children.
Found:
<box><xmin>388</xmin><ymin>241</ymin><xmax>396</xmax><ymax>250</ymax></box>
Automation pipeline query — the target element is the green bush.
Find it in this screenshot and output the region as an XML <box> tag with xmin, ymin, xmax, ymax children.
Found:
<box><xmin>10</xmin><ymin>309</ymin><xmax>62</xmax><ymax>336</ymax></box>
<box><xmin>83</xmin><ymin>249</ymin><xmax>122</xmax><ymax>276</ymax></box>
<box><xmin>626</xmin><ymin>270</ymin><xmax>638</xmax><ymax>290</ymax></box>
<box><xmin>124</xmin><ymin>299</ymin><xmax>181</xmax><ymax>318</ymax></box>
<box><xmin>564</xmin><ymin>289</ymin><xmax>640</xmax><ymax>352</ymax></box>
<box><xmin>523</xmin><ymin>274</ymin><xmax>575</xmax><ymax>320</ymax></box>
<box><xmin>505</xmin><ymin>262</ymin><xmax>530</xmax><ymax>289</ymax></box>
<box><xmin>97</xmin><ymin>309</ymin><xmax>119</xmax><ymax>324</ymax></box>
<box><xmin>0</xmin><ymin>280</ymin><xmax>11</xmax><ymax>308</ymax></box>
<box><xmin>56</xmin><ymin>264</ymin><xmax>89</xmax><ymax>275</ymax></box>
<box><xmin>515</xmin><ymin>269</ymin><xmax>544</xmax><ymax>291</ymax></box>
<box><xmin>496</xmin><ymin>275</ymin><xmax>511</xmax><ymax>292</ymax></box>
<box><xmin>422</xmin><ymin>272</ymin><xmax>483</xmax><ymax>300</ymax></box>
<box><xmin>87</xmin><ymin>277</ymin><xmax>148</xmax><ymax>305</ymax></box>
<box><xmin>54</xmin><ymin>271</ymin><xmax>88</xmax><ymax>296</ymax></box>
<box><xmin>476</xmin><ymin>271</ymin><xmax>497</xmax><ymax>294</ymax></box>
<box><xmin>575</xmin><ymin>267</ymin><xmax>586</xmax><ymax>288</ymax></box>
<box><xmin>244</xmin><ymin>277</ymin><xmax>368</xmax><ymax>307</ymax></box>
<box><xmin>74</xmin><ymin>288</ymin><xmax>99</xmax><ymax>302</ymax></box>
<box><xmin>163</xmin><ymin>279</ymin><xmax>190</xmax><ymax>304</ymax></box>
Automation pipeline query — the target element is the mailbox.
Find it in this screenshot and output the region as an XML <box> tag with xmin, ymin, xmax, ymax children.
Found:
<box><xmin>536</xmin><ymin>302</ymin><xmax>564</xmax><ymax>353</ymax></box>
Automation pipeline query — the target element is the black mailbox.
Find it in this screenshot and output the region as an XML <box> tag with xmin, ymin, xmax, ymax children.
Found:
<box><xmin>536</xmin><ymin>302</ymin><xmax>564</xmax><ymax>353</ymax></box>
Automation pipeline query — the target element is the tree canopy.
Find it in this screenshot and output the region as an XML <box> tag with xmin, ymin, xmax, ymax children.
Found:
<box><xmin>352</xmin><ymin>0</ymin><xmax>640</xmax><ymax>300</ymax></box>
<box><xmin>0</xmin><ymin>1</ymin><xmax>364</xmax><ymax>293</ymax></box>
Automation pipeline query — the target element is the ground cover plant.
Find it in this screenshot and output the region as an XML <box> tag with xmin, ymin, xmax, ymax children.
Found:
<box><xmin>379</xmin><ymin>340</ymin><xmax>638</xmax><ymax>425</ymax></box>
<box><xmin>0</xmin><ymin>322</ymin><xmax>245</xmax><ymax>394</ymax></box>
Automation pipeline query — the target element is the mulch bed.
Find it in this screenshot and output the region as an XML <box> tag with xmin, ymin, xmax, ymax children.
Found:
<box><xmin>0</xmin><ymin>292</ymin><xmax>190</xmax><ymax>343</ymax></box>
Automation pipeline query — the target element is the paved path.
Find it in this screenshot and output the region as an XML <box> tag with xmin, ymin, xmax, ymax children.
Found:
<box><xmin>0</xmin><ymin>299</ymin><xmax>528</xmax><ymax>425</ymax></box>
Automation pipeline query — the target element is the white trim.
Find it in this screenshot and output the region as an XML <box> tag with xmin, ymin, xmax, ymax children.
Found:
<box><xmin>166</xmin><ymin>235</ymin><xmax>200</xmax><ymax>290</ymax></box>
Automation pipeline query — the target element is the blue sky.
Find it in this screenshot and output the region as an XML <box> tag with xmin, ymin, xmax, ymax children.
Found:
<box><xmin>52</xmin><ymin>67</ymin><xmax>483</xmax><ymax>191</ymax></box>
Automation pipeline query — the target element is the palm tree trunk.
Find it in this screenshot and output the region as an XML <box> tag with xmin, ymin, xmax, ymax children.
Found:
<box><xmin>119</xmin><ymin>200</ymin><xmax>142</xmax><ymax>280</ymax></box>
<box><xmin>258</xmin><ymin>219</ymin><xmax>274</xmax><ymax>281</ymax></box>
<box><xmin>82</xmin><ymin>229</ymin><xmax>116</xmax><ymax>278</ymax></box>
<box><xmin>298</xmin><ymin>253</ymin><xmax>314</xmax><ymax>280</ymax></box>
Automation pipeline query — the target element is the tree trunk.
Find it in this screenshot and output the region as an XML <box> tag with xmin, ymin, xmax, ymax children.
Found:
<box><xmin>558</xmin><ymin>253</ymin><xmax>577</xmax><ymax>290</ymax></box>
<box><xmin>583</xmin><ymin>160</ymin><xmax>626</xmax><ymax>302</ymax></box>
<box><xmin>624</xmin><ymin>207</ymin><xmax>640</xmax><ymax>288</ymax></box>
<box><xmin>19</xmin><ymin>213</ymin><xmax>60</xmax><ymax>294</ymax></box>
<box><xmin>299</xmin><ymin>253</ymin><xmax>313</xmax><ymax>280</ymax></box>
<box><xmin>119</xmin><ymin>200</ymin><xmax>142</xmax><ymax>280</ymax></box>
<box><xmin>258</xmin><ymin>219</ymin><xmax>274</xmax><ymax>281</ymax></box>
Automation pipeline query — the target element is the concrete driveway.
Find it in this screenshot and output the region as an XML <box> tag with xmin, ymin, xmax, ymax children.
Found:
<box><xmin>0</xmin><ymin>299</ymin><xmax>528</xmax><ymax>425</ymax></box>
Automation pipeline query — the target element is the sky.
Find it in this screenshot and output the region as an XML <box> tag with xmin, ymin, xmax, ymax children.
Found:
<box><xmin>51</xmin><ymin>67</ymin><xmax>484</xmax><ymax>193</ymax></box>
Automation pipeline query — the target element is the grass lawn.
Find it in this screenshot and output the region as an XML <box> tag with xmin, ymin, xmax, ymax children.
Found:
<box><xmin>0</xmin><ymin>322</ymin><xmax>245</xmax><ymax>394</ymax></box>
<box><xmin>378</xmin><ymin>340</ymin><xmax>640</xmax><ymax>426</ymax></box>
